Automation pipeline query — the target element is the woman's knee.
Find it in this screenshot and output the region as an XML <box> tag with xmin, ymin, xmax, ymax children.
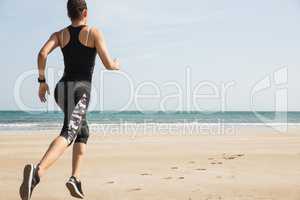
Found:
<box><xmin>74</xmin><ymin>136</ymin><xmax>89</xmax><ymax>145</ymax></box>
<box><xmin>73</xmin><ymin>143</ymin><xmax>86</xmax><ymax>155</ymax></box>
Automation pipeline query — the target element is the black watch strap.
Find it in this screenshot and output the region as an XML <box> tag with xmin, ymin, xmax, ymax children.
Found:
<box><xmin>38</xmin><ymin>78</ymin><xmax>46</xmax><ymax>83</ymax></box>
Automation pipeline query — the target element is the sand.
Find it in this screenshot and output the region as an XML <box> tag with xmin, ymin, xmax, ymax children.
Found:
<box><xmin>1</xmin><ymin>126</ymin><xmax>300</xmax><ymax>200</ymax></box>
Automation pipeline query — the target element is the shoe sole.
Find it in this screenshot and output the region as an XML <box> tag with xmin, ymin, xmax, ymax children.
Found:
<box><xmin>66</xmin><ymin>181</ymin><xmax>84</xmax><ymax>199</ymax></box>
<box><xmin>19</xmin><ymin>164</ymin><xmax>34</xmax><ymax>200</ymax></box>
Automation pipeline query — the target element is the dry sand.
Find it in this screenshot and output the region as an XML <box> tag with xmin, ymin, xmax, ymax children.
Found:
<box><xmin>1</xmin><ymin>126</ymin><xmax>300</xmax><ymax>200</ymax></box>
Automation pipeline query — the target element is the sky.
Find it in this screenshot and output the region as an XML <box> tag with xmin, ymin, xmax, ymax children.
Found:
<box><xmin>0</xmin><ymin>0</ymin><xmax>300</xmax><ymax>111</ymax></box>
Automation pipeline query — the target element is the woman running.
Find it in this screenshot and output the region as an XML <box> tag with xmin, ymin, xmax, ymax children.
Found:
<box><xmin>19</xmin><ymin>0</ymin><xmax>120</xmax><ymax>199</ymax></box>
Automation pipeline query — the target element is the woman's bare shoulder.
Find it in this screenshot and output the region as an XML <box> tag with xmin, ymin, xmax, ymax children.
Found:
<box><xmin>57</xmin><ymin>27</ymin><xmax>69</xmax><ymax>35</ymax></box>
<box><xmin>90</xmin><ymin>26</ymin><xmax>105</xmax><ymax>40</ymax></box>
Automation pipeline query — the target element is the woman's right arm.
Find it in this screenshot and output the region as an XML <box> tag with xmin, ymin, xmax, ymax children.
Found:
<box><xmin>93</xmin><ymin>28</ymin><xmax>120</xmax><ymax>70</ymax></box>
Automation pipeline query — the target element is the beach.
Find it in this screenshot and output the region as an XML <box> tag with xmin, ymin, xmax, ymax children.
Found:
<box><xmin>1</xmin><ymin>126</ymin><xmax>300</xmax><ymax>200</ymax></box>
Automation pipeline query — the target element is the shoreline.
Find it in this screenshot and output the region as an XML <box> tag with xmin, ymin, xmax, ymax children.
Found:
<box><xmin>1</xmin><ymin>124</ymin><xmax>300</xmax><ymax>136</ymax></box>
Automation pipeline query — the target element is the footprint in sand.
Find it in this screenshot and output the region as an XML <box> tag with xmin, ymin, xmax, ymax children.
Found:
<box><xmin>129</xmin><ymin>188</ymin><xmax>142</xmax><ymax>192</ymax></box>
<box><xmin>225</xmin><ymin>156</ymin><xmax>236</xmax><ymax>160</ymax></box>
<box><xmin>140</xmin><ymin>173</ymin><xmax>152</xmax><ymax>176</ymax></box>
<box><xmin>211</xmin><ymin>161</ymin><xmax>223</xmax><ymax>165</ymax></box>
<box><xmin>178</xmin><ymin>176</ymin><xmax>185</xmax><ymax>180</ymax></box>
<box><xmin>222</xmin><ymin>153</ymin><xmax>245</xmax><ymax>160</ymax></box>
<box><xmin>195</xmin><ymin>168</ymin><xmax>207</xmax><ymax>171</ymax></box>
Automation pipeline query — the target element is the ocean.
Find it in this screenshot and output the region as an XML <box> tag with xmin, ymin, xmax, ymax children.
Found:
<box><xmin>0</xmin><ymin>111</ymin><xmax>299</xmax><ymax>132</ymax></box>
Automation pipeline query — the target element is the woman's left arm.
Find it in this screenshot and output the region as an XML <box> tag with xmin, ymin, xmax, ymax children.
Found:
<box><xmin>37</xmin><ymin>32</ymin><xmax>60</xmax><ymax>102</ymax></box>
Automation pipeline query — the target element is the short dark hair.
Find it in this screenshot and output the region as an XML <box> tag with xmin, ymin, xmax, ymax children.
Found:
<box><xmin>67</xmin><ymin>0</ymin><xmax>88</xmax><ymax>21</ymax></box>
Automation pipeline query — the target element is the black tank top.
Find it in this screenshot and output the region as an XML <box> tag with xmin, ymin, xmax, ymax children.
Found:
<box><xmin>61</xmin><ymin>25</ymin><xmax>97</xmax><ymax>82</ymax></box>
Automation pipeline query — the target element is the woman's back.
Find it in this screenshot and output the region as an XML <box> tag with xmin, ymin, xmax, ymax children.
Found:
<box><xmin>57</xmin><ymin>25</ymin><xmax>97</xmax><ymax>82</ymax></box>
